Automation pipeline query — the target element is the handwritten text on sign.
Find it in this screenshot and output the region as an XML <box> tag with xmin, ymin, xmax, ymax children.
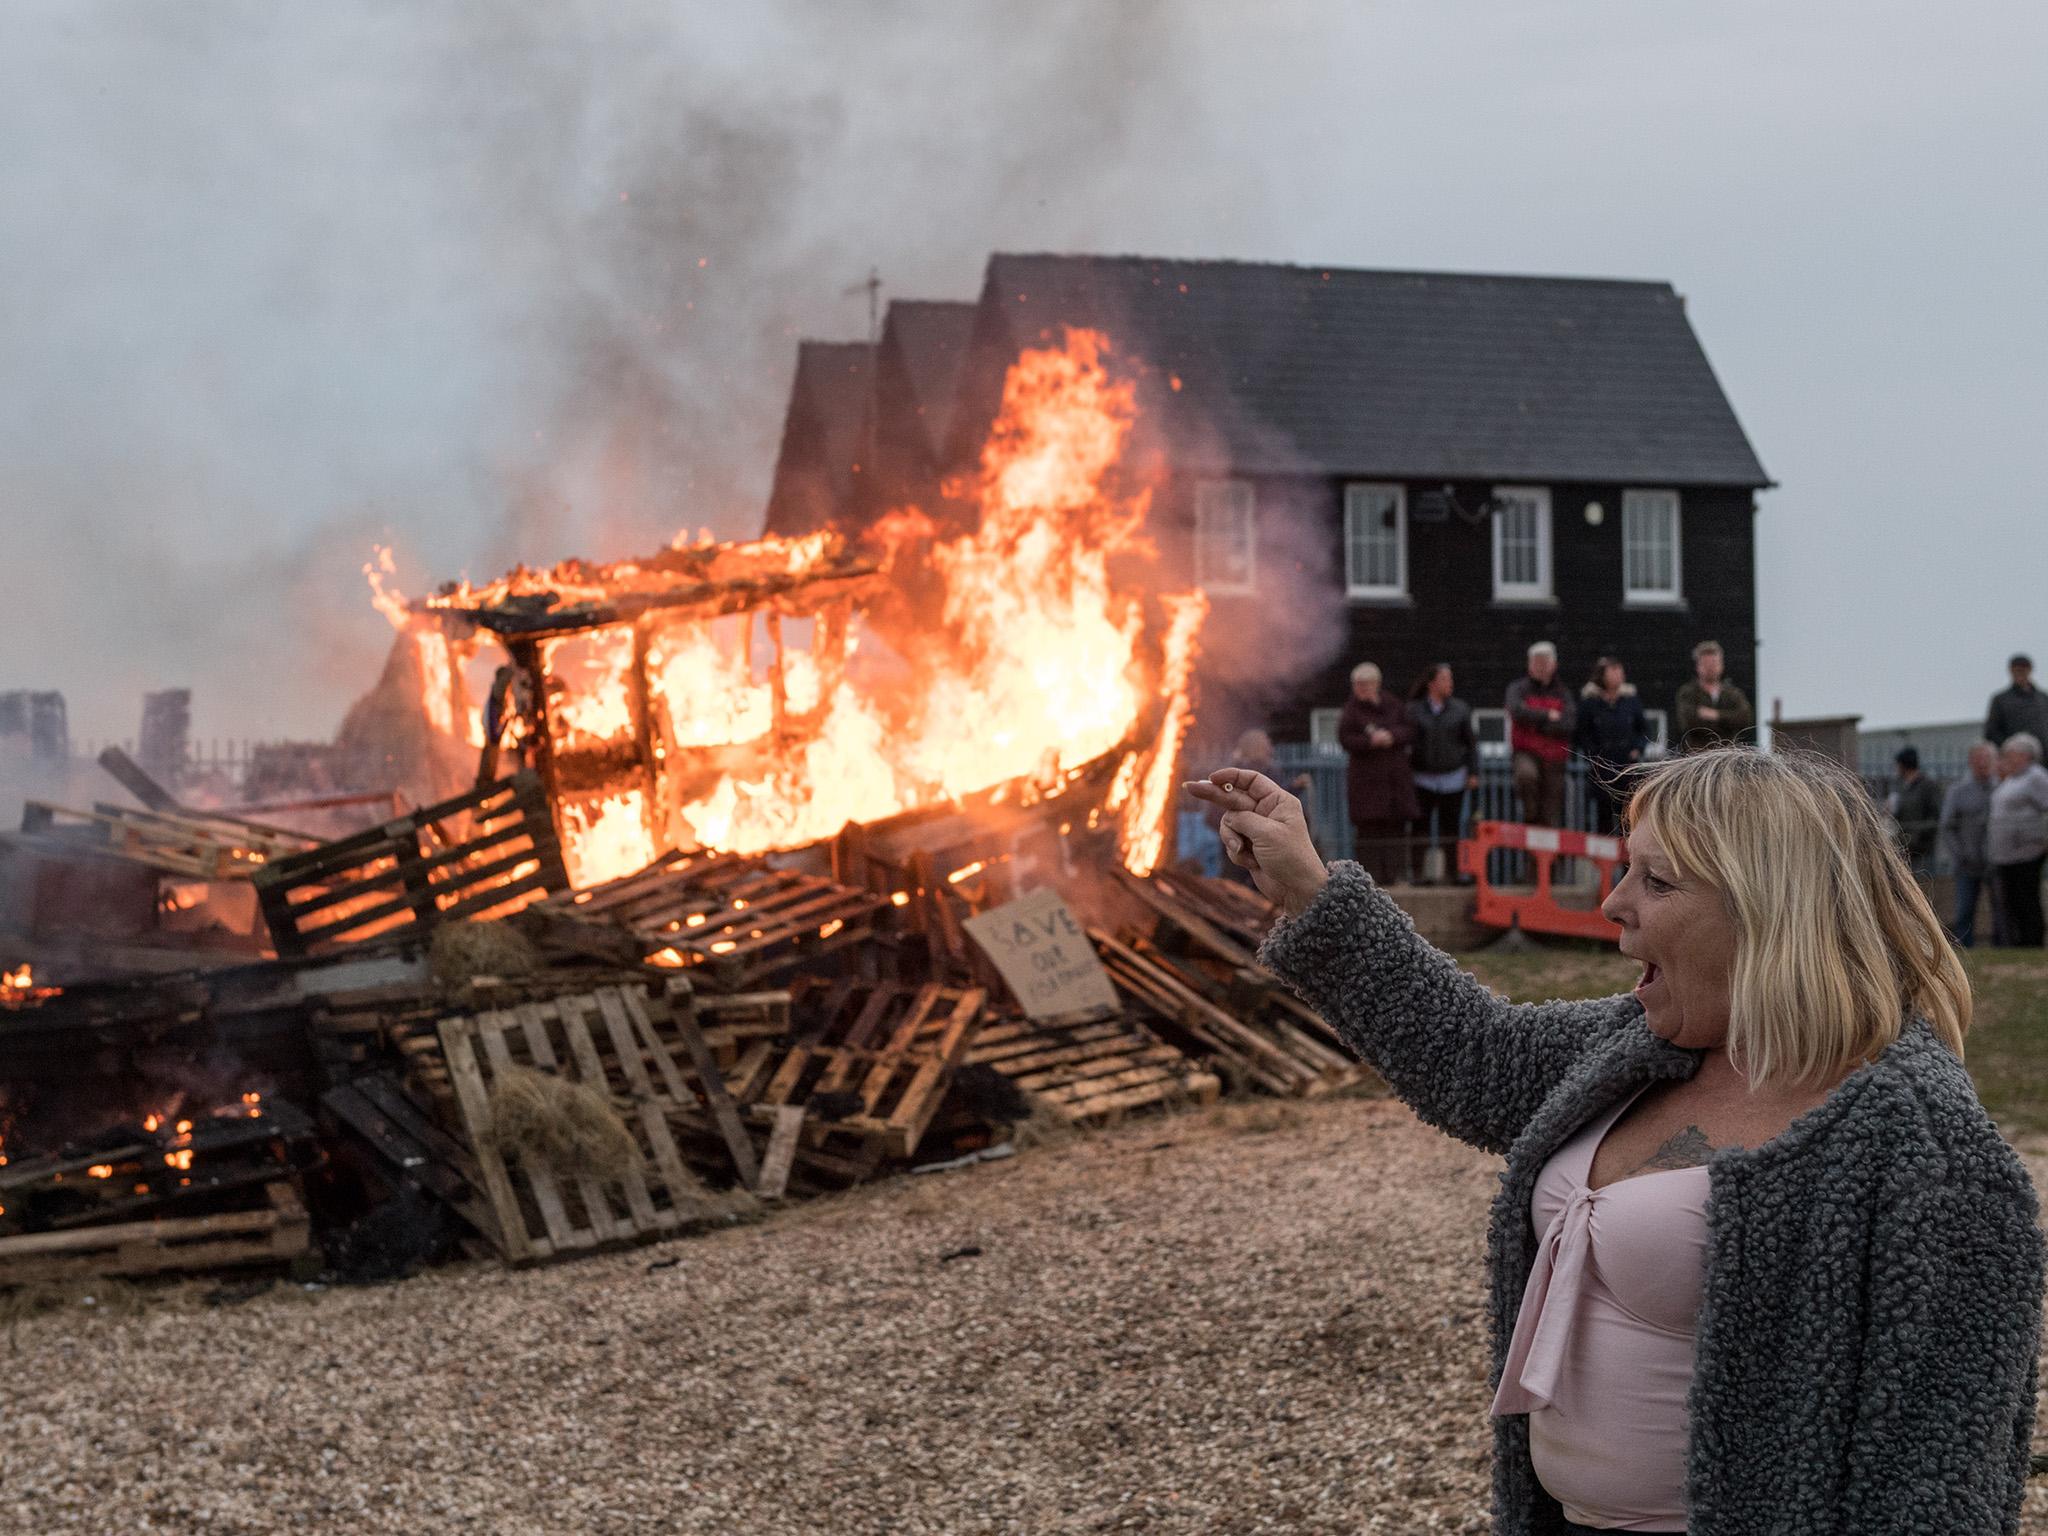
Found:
<box><xmin>962</xmin><ymin>887</ymin><xmax>1119</xmax><ymax>1020</ymax></box>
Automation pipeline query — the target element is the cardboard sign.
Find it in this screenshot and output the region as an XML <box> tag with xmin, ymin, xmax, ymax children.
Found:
<box><xmin>962</xmin><ymin>886</ymin><xmax>1119</xmax><ymax>1020</ymax></box>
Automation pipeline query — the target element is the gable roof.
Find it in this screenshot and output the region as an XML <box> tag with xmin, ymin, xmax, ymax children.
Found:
<box><xmin>880</xmin><ymin>300</ymin><xmax>975</xmax><ymax>456</ymax></box>
<box><xmin>973</xmin><ymin>253</ymin><xmax>1770</xmax><ymax>488</ymax></box>
<box><xmin>762</xmin><ymin>340</ymin><xmax>873</xmax><ymax>536</ymax></box>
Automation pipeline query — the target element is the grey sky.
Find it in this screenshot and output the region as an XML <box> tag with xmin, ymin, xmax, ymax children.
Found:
<box><xmin>3</xmin><ymin>1</ymin><xmax>2041</xmax><ymax>742</ymax></box>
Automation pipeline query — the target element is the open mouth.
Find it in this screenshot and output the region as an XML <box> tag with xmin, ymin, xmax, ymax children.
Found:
<box><xmin>1634</xmin><ymin>960</ymin><xmax>1662</xmax><ymax>994</ymax></box>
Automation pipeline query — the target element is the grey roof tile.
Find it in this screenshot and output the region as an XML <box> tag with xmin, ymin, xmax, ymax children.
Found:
<box><xmin>979</xmin><ymin>254</ymin><xmax>1769</xmax><ymax>487</ymax></box>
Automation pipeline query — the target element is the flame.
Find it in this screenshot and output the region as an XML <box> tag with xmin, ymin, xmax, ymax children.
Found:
<box><xmin>363</xmin><ymin>544</ymin><xmax>485</xmax><ymax>748</ymax></box>
<box><xmin>381</xmin><ymin>329</ymin><xmax>1207</xmax><ymax>887</ymax></box>
<box><xmin>365</xmin><ymin>545</ymin><xmax>411</xmax><ymax>630</ymax></box>
<box><xmin>87</xmin><ymin>1164</ymin><xmax>113</xmax><ymax>1179</ymax></box>
<box><xmin>0</xmin><ymin>963</ymin><xmax>58</xmax><ymax>1010</ymax></box>
<box><xmin>1118</xmin><ymin>591</ymin><xmax>1207</xmax><ymax>875</ymax></box>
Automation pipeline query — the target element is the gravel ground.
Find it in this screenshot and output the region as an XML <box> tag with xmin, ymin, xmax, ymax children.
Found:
<box><xmin>8</xmin><ymin>1096</ymin><xmax>2047</xmax><ymax>1536</ymax></box>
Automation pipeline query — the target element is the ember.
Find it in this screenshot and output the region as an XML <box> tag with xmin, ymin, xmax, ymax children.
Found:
<box><xmin>0</xmin><ymin>963</ymin><xmax>60</xmax><ymax>1010</ymax></box>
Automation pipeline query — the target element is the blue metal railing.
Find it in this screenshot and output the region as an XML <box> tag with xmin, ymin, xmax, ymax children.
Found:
<box><xmin>1175</xmin><ymin>745</ymin><xmax>1601</xmax><ymax>884</ymax></box>
<box><xmin>1174</xmin><ymin>743</ymin><xmax>1974</xmax><ymax>880</ymax></box>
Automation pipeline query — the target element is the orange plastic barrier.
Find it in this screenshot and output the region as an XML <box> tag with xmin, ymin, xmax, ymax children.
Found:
<box><xmin>1456</xmin><ymin>820</ymin><xmax>1625</xmax><ymax>942</ymax></box>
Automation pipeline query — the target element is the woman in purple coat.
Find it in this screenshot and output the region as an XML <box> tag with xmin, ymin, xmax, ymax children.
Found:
<box><xmin>1338</xmin><ymin>661</ymin><xmax>1418</xmax><ymax>885</ymax></box>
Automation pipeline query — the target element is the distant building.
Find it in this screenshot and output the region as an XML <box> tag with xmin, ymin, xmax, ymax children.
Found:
<box><xmin>1857</xmin><ymin>719</ymin><xmax>1982</xmax><ymax>777</ymax></box>
<box><xmin>765</xmin><ymin>253</ymin><xmax>1771</xmax><ymax>747</ymax></box>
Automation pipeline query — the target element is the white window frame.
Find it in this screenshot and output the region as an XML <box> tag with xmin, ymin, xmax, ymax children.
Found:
<box><xmin>1309</xmin><ymin>707</ymin><xmax>1345</xmax><ymax>749</ymax></box>
<box><xmin>1621</xmin><ymin>488</ymin><xmax>1683</xmax><ymax>605</ymax></box>
<box><xmin>1490</xmin><ymin>485</ymin><xmax>1553</xmax><ymax>601</ymax></box>
<box><xmin>1193</xmin><ymin>478</ymin><xmax>1256</xmax><ymax>595</ymax></box>
<box><xmin>1342</xmin><ymin>482</ymin><xmax>1407</xmax><ymax>599</ymax></box>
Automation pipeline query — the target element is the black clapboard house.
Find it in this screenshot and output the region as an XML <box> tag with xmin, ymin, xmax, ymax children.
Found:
<box><xmin>764</xmin><ymin>253</ymin><xmax>1770</xmax><ymax>754</ymax></box>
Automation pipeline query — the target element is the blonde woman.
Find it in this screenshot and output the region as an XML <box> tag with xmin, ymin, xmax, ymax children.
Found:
<box><xmin>1185</xmin><ymin>749</ymin><xmax>2043</xmax><ymax>1534</ymax></box>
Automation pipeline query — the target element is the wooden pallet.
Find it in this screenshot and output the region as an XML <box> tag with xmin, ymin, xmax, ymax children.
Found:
<box><xmin>0</xmin><ymin>1098</ymin><xmax>322</xmax><ymax>1235</ymax></box>
<box><xmin>319</xmin><ymin>1071</ymin><xmax>495</xmax><ymax>1246</ymax></box>
<box><xmin>1113</xmin><ymin>867</ymin><xmax>1278</xmax><ymax>968</ymax></box>
<box><xmin>21</xmin><ymin>799</ymin><xmax>316</xmax><ymax>880</ymax></box>
<box><xmin>719</xmin><ymin>982</ymin><xmax>985</xmax><ymax>1160</ymax></box>
<box><xmin>437</xmin><ymin>984</ymin><xmax>722</xmax><ymax>1264</ymax></box>
<box><xmin>1092</xmin><ymin>929</ymin><xmax>1360</xmax><ymax>1098</ymax></box>
<box><xmin>254</xmin><ymin>772</ymin><xmax>568</xmax><ymax>957</ymax></box>
<box><xmin>1142</xmin><ymin>943</ymin><xmax>1362</xmax><ymax>1086</ymax></box>
<box><xmin>561</xmin><ymin>850</ymin><xmax>888</xmax><ymax>990</ymax></box>
<box><xmin>0</xmin><ymin>1180</ymin><xmax>309</xmax><ymax>1285</ymax></box>
<box><xmin>692</xmin><ymin>990</ymin><xmax>794</xmax><ymax>1064</ymax></box>
<box><xmin>966</xmin><ymin>1007</ymin><xmax>1219</xmax><ymax>1124</ymax></box>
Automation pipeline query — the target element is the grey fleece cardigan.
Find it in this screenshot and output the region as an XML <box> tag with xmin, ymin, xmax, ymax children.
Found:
<box><xmin>1260</xmin><ymin>864</ymin><xmax>2045</xmax><ymax>1535</ymax></box>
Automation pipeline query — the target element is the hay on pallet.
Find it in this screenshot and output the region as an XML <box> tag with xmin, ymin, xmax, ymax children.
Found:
<box><xmin>429</xmin><ymin>920</ymin><xmax>541</xmax><ymax>986</ymax></box>
<box><xmin>482</xmin><ymin>1064</ymin><xmax>641</xmax><ymax>1183</ymax></box>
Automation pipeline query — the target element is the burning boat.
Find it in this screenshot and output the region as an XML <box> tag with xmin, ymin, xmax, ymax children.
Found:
<box><xmin>374</xmin><ymin>328</ymin><xmax>1206</xmax><ymax>890</ymax></box>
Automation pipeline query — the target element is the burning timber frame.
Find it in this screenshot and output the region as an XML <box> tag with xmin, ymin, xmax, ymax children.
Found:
<box><xmin>425</xmin><ymin>541</ymin><xmax>891</xmax><ymax>873</ymax></box>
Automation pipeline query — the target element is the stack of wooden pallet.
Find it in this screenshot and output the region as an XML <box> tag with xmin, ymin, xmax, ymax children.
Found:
<box><xmin>19</xmin><ymin>800</ymin><xmax>317</xmax><ymax>881</ymax></box>
<box><xmin>965</xmin><ymin>1005</ymin><xmax>1220</xmax><ymax>1123</ymax></box>
<box><xmin>414</xmin><ymin>976</ymin><xmax>992</xmax><ymax>1262</ymax></box>
<box><xmin>253</xmin><ymin>772</ymin><xmax>568</xmax><ymax>956</ymax></box>
<box><xmin>1097</xmin><ymin>869</ymin><xmax>1366</xmax><ymax>1098</ymax></box>
<box><xmin>552</xmin><ymin>850</ymin><xmax>890</xmax><ymax>989</ymax></box>
<box><xmin>0</xmin><ymin>772</ymin><xmax>1371</xmax><ymax>1284</ymax></box>
<box><xmin>0</xmin><ymin>1097</ymin><xmax>321</xmax><ymax>1285</ymax></box>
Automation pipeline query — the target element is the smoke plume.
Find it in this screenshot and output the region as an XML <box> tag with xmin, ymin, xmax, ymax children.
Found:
<box><xmin>0</xmin><ymin>2</ymin><xmax>1312</xmax><ymax>750</ymax></box>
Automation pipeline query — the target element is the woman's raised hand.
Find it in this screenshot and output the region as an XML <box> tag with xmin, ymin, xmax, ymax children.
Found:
<box><xmin>1182</xmin><ymin>768</ymin><xmax>1330</xmax><ymax>916</ymax></box>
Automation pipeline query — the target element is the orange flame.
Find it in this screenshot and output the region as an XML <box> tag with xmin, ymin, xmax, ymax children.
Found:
<box><xmin>0</xmin><ymin>962</ymin><xmax>58</xmax><ymax>1009</ymax></box>
<box><xmin>364</xmin><ymin>544</ymin><xmax>484</xmax><ymax>748</ymax></box>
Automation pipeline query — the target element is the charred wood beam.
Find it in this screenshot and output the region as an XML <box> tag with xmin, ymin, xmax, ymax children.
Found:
<box><xmin>433</xmin><ymin>567</ymin><xmax>888</xmax><ymax>640</ymax></box>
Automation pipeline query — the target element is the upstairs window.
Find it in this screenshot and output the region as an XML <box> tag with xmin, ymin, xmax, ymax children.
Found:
<box><xmin>1194</xmin><ymin>479</ymin><xmax>1256</xmax><ymax>594</ymax></box>
<box><xmin>1343</xmin><ymin>483</ymin><xmax>1407</xmax><ymax>599</ymax></box>
<box><xmin>1622</xmin><ymin>488</ymin><xmax>1683</xmax><ymax>603</ymax></box>
<box><xmin>1491</xmin><ymin>486</ymin><xmax>1553</xmax><ymax>600</ymax></box>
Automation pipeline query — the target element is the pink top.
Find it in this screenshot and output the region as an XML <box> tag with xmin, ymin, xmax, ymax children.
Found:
<box><xmin>1489</xmin><ymin>1088</ymin><xmax>1712</xmax><ymax>1531</ymax></box>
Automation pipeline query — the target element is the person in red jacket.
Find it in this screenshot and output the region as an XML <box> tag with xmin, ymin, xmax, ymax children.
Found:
<box><xmin>1504</xmin><ymin>641</ymin><xmax>1575</xmax><ymax>827</ymax></box>
<box><xmin>1338</xmin><ymin>661</ymin><xmax>1418</xmax><ymax>885</ymax></box>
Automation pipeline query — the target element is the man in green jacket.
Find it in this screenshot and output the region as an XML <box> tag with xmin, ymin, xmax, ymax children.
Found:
<box><xmin>1673</xmin><ymin>639</ymin><xmax>1755</xmax><ymax>752</ymax></box>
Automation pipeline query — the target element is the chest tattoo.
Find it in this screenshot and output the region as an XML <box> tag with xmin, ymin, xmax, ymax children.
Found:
<box><xmin>1630</xmin><ymin>1124</ymin><xmax>1740</xmax><ymax>1175</ymax></box>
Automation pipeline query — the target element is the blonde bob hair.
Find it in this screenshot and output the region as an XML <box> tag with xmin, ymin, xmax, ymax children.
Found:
<box><xmin>1623</xmin><ymin>748</ymin><xmax>1969</xmax><ymax>1088</ymax></box>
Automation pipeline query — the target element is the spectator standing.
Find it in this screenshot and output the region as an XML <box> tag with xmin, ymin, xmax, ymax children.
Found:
<box><xmin>1205</xmin><ymin>729</ymin><xmax>1308</xmax><ymax>887</ymax></box>
<box><xmin>1985</xmin><ymin>653</ymin><xmax>2048</xmax><ymax>748</ymax></box>
<box><xmin>1573</xmin><ymin>655</ymin><xmax>1650</xmax><ymax>837</ymax></box>
<box><xmin>1989</xmin><ymin>732</ymin><xmax>2048</xmax><ymax>947</ymax></box>
<box><xmin>1504</xmin><ymin>641</ymin><xmax>1574</xmax><ymax>827</ymax></box>
<box><xmin>1338</xmin><ymin>662</ymin><xmax>1417</xmax><ymax>886</ymax></box>
<box><xmin>1939</xmin><ymin>741</ymin><xmax>2003</xmax><ymax>947</ymax></box>
<box><xmin>1885</xmin><ymin>746</ymin><xmax>1943</xmax><ymax>879</ymax></box>
<box><xmin>1406</xmin><ymin>663</ymin><xmax>1477</xmax><ymax>884</ymax></box>
<box><xmin>1673</xmin><ymin>640</ymin><xmax>1756</xmax><ymax>752</ymax></box>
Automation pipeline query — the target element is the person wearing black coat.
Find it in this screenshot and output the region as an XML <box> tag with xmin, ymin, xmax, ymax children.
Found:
<box><xmin>1338</xmin><ymin>661</ymin><xmax>1418</xmax><ymax>886</ymax></box>
<box><xmin>1573</xmin><ymin>657</ymin><xmax>1650</xmax><ymax>837</ymax></box>
<box><xmin>1406</xmin><ymin>663</ymin><xmax>1477</xmax><ymax>883</ymax></box>
<box><xmin>1985</xmin><ymin>653</ymin><xmax>2048</xmax><ymax>748</ymax></box>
